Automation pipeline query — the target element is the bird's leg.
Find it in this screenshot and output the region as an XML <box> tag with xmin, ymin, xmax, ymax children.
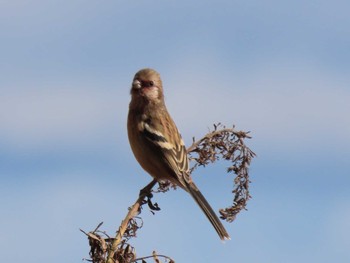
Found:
<box><xmin>139</xmin><ymin>179</ymin><xmax>161</xmax><ymax>212</ymax></box>
<box><xmin>139</xmin><ymin>179</ymin><xmax>157</xmax><ymax>199</ymax></box>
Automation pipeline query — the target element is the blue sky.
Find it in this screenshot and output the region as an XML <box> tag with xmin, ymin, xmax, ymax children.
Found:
<box><xmin>1</xmin><ymin>0</ymin><xmax>350</xmax><ymax>262</ymax></box>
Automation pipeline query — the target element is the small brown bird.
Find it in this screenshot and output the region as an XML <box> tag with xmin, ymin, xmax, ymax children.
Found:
<box><xmin>127</xmin><ymin>68</ymin><xmax>230</xmax><ymax>240</ymax></box>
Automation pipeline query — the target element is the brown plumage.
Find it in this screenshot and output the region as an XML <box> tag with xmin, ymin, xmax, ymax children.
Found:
<box><xmin>127</xmin><ymin>68</ymin><xmax>230</xmax><ymax>240</ymax></box>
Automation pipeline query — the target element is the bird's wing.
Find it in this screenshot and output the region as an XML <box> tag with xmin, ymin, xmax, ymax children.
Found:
<box><xmin>139</xmin><ymin>110</ymin><xmax>190</xmax><ymax>186</ymax></box>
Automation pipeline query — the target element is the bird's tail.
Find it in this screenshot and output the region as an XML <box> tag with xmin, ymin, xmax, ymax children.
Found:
<box><xmin>187</xmin><ymin>183</ymin><xmax>230</xmax><ymax>241</ymax></box>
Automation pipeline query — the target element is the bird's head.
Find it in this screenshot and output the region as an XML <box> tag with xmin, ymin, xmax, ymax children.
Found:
<box><xmin>131</xmin><ymin>68</ymin><xmax>164</xmax><ymax>103</ymax></box>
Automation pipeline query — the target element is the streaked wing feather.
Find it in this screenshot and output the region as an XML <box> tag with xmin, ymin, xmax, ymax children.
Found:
<box><xmin>141</xmin><ymin>119</ymin><xmax>189</xmax><ymax>185</ymax></box>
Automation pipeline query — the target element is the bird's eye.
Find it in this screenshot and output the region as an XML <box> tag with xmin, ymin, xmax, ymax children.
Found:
<box><xmin>149</xmin><ymin>81</ymin><xmax>154</xmax><ymax>86</ymax></box>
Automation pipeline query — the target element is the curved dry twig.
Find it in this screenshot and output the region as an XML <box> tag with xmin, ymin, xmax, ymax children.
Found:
<box><xmin>133</xmin><ymin>251</ymin><xmax>175</xmax><ymax>263</ymax></box>
<box><xmin>187</xmin><ymin>123</ymin><xmax>256</xmax><ymax>222</ymax></box>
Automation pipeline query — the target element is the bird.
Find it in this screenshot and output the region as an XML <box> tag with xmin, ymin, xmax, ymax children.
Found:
<box><xmin>127</xmin><ymin>68</ymin><xmax>230</xmax><ymax>240</ymax></box>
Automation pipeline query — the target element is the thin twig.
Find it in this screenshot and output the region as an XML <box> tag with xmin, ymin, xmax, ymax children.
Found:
<box><xmin>187</xmin><ymin>124</ymin><xmax>255</xmax><ymax>222</ymax></box>
<box><xmin>187</xmin><ymin>128</ymin><xmax>251</xmax><ymax>153</ymax></box>
<box><xmin>133</xmin><ymin>253</ymin><xmax>175</xmax><ymax>263</ymax></box>
<box><xmin>106</xmin><ymin>179</ymin><xmax>157</xmax><ymax>263</ymax></box>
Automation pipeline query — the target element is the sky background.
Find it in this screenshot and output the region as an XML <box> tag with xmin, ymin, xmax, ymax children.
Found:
<box><xmin>1</xmin><ymin>0</ymin><xmax>350</xmax><ymax>262</ymax></box>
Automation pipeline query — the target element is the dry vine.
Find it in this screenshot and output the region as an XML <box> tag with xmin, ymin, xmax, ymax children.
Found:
<box><xmin>82</xmin><ymin>123</ymin><xmax>255</xmax><ymax>263</ymax></box>
<box><xmin>187</xmin><ymin>123</ymin><xmax>256</xmax><ymax>222</ymax></box>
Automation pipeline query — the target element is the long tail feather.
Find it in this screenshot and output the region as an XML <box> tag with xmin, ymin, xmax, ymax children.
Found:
<box><xmin>187</xmin><ymin>184</ymin><xmax>230</xmax><ymax>240</ymax></box>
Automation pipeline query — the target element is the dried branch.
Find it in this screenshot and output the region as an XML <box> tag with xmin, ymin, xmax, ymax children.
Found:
<box><xmin>133</xmin><ymin>251</ymin><xmax>175</xmax><ymax>263</ymax></box>
<box><xmin>82</xmin><ymin>180</ymin><xmax>159</xmax><ymax>263</ymax></box>
<box><xmin>106</xmin><ymin>179</ymin><xmax>157</xmax><ymax>263</ymax></box>
<box><xmin>187</xmin><ymin>123</ymin><xmax>256</xmax><ymax>222</ymax></box>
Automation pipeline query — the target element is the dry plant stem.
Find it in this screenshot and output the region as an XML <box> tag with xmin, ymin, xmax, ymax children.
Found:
<box><xmin>152</xmin><ymin>251</ymin><xmax>160</xmax><ymax>263</ymax></box>
<box><xmin>186</xmin><ymin>125</ymin><xmax>255</xmax><ymax>222</ymax></box>
<box><xmin>106</xmin><ymin>179</ymin><xmax>157</xmax><ymax>263</ymax></box>
<box><xmin>134</xmin><ymin>253</ymin><xmax>174</xmax><ymax>263</ymax></box>
<box><xmin>187</xmin><ymin>128</ymin><xmax>250</xmax><ymax>153</ymax></box>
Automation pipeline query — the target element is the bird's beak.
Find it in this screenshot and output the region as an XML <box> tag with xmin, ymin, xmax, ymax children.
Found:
<box><xmin>132</xmin><ymin>79</ymin><xmax>142</xmax><ymax>90</ymax></box>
